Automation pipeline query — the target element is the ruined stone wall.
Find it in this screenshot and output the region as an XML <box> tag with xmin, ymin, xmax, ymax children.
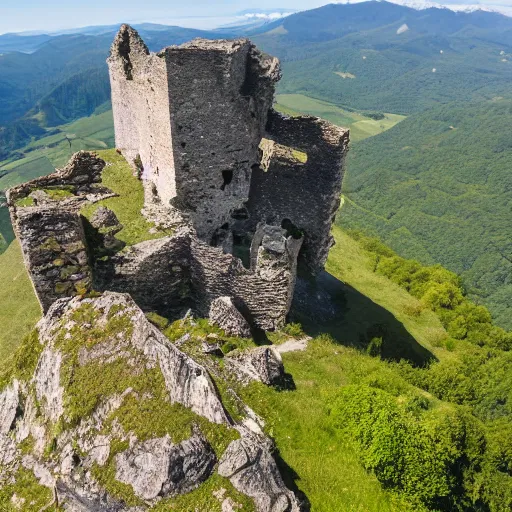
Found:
<box><xmin>93</xmin><ymin>231</ymin><xmax>192</xmax><ymax>317</ymax></box>
<box><xmin>12</xmin><ymin>206</ymin><xmax>91</xmax><ymax>312</ymax></box>
<box><xmin>6</xmin><ymin>152</ymin><xmax>107</xmax><ymax>312</ymax></box>
<box><xmin>108</xmin><ymin>27</ymin><xmax>280</xmax><ymax>242</ymax></box>
<box><xmin>91</xmin><ymin>225</ymin><xmax>301</xmax><ymax>329</ymax></box>
<box><xmin>108</xmin><ymin>25</ymin><xmax>177</xmax><ymax>205</ymax></box>
<box><xmin>6</xmin><ymin>152</ymin><xmax>106</xmax><ymax>204</ymax></box>
<box><xmin>246</xmin><ymin>110</ymin><xmax>350</xmax><ymax>276</ymax></box>
<box><xmin>162</xmin><ymin>39</ymin><xmax>279</xmax><ymax>241</ymax></box>
<box><xmin>189</xmin><ymin>226</ymin><xmax>302</xmax><ymax>331</ymax></box>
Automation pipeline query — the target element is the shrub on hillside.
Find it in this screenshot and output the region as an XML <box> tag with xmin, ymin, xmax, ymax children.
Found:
<box><xmin>328</xmin><ymin>385</ymin><xmax>512</xmax><ymax>511</ymax></box>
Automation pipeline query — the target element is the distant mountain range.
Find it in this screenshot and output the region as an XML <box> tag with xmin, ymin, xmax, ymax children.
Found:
<box><xmin>335</xmin><ymin>0</ymin><xmax>512</xmax><ymax>16</ymax></box>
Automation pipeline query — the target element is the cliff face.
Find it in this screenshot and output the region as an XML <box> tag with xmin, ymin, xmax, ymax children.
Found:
<box><xmin>0</xmin><ymin>292</ymin><xmax>302</xmax><ymax>511</ymax></box>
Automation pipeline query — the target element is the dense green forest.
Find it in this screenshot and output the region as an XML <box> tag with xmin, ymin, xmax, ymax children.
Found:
<box><xmin>33</xmin><ymin>67</ymin><xmax>111</xmax><ymax>127</ymax></box>
<box><xmin>325</xmin><ymin>229</ymin><xmax>512</xmax><ymax>510</ymax></box>
<box><xmin>340</xmin><ymin>99</ymin><xmax>512</xmax><ymax>329</ymax></box>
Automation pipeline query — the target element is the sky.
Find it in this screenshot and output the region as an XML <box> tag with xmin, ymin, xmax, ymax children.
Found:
<box><xmin>1</xmin><ymin>0</ymin><xmax>512</xmax><ymax>34</ymax></box>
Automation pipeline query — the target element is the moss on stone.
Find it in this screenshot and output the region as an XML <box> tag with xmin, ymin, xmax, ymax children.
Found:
<box><xmin>15</xmin><ymin>196</ymin><xmax>36</xmax><ymax>207</ymax></box>
<box><xmin>0</xmin><ymin>329</ymin><xmax>42</xmax><ymax>391</ymax></box>
<box><xmin>91</xmin><ymin>438</ymin><xmax>142</xmax><ymax>507</ymax></box>
<box><xmin>54</xmin><ymin>282</ymin><xmax>72</xmax><ymax>294</ymax></box>
<box><xmin>0</xmin><ymin>466</ymin><xmax>57</xmax><ymax>512</ymax></box>
<box><xmin>14</xmin><ymin>187</ymin><xmax>75</xmax><ymax>208</ymax></box>
<box><xmin>59</xmin><ymin>266</ymin><xmax>80</xmax><ymax>279</ymax></box>
<box><xmin>73</xmin><ymin>280</ymin><xmax>89</xmax><ymax>295</ymax></box>
<box><xmin>145</xmin><ymin>311</ymin><xmax>170</xmax><ymax>330</ymax></box>
<box><xmin>164</xmin><ymin>318</ymin><xmax>256</xmax><ymax>355</ymax></box>
<box><xmin>42</xmin><ymin>187</ymin><xmax>74</xmax><ymax>201</ymax></box>
<box><xmin>37</xmin><ymin>237</ymin><xmax>61</xmax><ymax>252</ymax></box>
<box><xmin>18</xmin><ymin>435</ymin><xmax>36</xmax><ymax>455</ymax></box>
<box><xmin>149</xmin><ymin>473</ymin><xmax>255</xmax><ymax>511</ymax></box>
<box><xmin>54</xmin><ymin>302</ymin><xmax>137</xmax><ymax>425</ymax></box>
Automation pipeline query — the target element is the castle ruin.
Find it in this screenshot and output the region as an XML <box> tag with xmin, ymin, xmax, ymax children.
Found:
<box><xmin>7</xmin><ymin>25</ymin><xmax>349</xmax><ymax>333</ymax></box>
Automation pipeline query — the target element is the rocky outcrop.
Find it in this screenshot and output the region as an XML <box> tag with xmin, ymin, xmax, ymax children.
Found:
<box><xmin>0</xmin><ymin>291</ymin><xmax>303</xmax><ymax>511</ymax></box>
<box><xmin>226</xmin><ymin>346</ymin><xmax>285</xmax><ymax>386</ymax></box>
<box><xmin>115</xmin><ymin>432</ymin><xmax>216</xmax><ymax>500</ymax></box>
<box><xmin>0</xmin><ymin>381</ymin><xmax>19</xmax><ymax>470</ymax></box>
<box><xmin>38</xmin><ymin>292</ymin><xmax>230</xmax><ymax>425</ymax></box>
<box><xmin>219</xmin><ymin>433</ymin><xmax>301</xmax><ymax>512</ymax></box>
<box><xmin>209</xmin><ymin>296</ymin><xmax>251</xmax><ymax>338</ymax></box>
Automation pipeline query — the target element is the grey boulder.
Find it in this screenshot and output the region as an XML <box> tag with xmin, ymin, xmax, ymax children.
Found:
<box><xmin>209</xmin><ymin>296</ymin><xmax>251</xmax><ymax>338</ymax></box>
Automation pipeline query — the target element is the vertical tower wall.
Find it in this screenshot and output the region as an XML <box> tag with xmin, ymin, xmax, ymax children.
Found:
<box><xmin>163</xmin><ymin>40</ymin><xmax>278</xmax><ymax>240</ymax></box>
<box><xmin>246</xmin><ymin>111</ymin><xmax>350</xmax><ymax>276</ymax></box>
<box><xmin>108</xmin><ymin>25</ymin><xmax>177</xmax><ymax>205</ymax></box>
<box><xmin>108</xmin><ymin>27</ymin><xmax>280</xmax><ymax>242</ymax></box>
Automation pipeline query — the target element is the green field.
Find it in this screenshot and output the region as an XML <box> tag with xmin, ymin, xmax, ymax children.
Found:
<box><xmin>275</xmin><ymin>94</ymin><xmax>405</xmax><ymax>141</ymax></box>
<box><xmin>0</xmin><ymin>109</ymin><xmax>114</xmax><ymax>188</ymax></box>
<box><xmin>0</xmin><ymin>241</ymin><xmax>41</xmax><ymax>361</ymax></box>
<box><xmin>0</xmin><ymin>109</ymin><xmax>115</xmax><ymax>252</ymax></box>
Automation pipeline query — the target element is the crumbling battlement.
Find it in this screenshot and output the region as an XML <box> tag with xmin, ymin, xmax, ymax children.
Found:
<box><xmin>247</xmin><ymin>111</ymin><xmax>349</xmax><ymax>275</ymax></box>
<box><xmin>8</xmin><ymin>26</ymin><xmax>348</xmax><ymax>332</ymax></box>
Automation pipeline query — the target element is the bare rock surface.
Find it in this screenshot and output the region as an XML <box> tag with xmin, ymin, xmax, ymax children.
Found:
<box><xmin>275</xmin><ymin>338</ymin><xmax>310</xmax><ymax>354</ymax></box>
<box><xmin>115</xmin><ymin>432</ymin><xmax>216</xmax><ymax>500</ymax></box>
<box><xmin>39</xmin><ymin>292</ymin><xmax>230</xmax><ymax>425</ymax></box>
<box><xmin>0</xmin><ymin>381</ymin><xmax>19</xmax><ymax>435</ymax></box>
<box><xmin>226</xmin><ymin>346</ymin><xmax>285</xmax><ymax>386</ymax></box>
<box><xmin>219</xmin><ymin>433</ymin><xmax>301</xmax><ymax>512</ymax></box>
<box><xmin>209</xmin><ymin>296</ymin><xmax>251</xmax><ymax>338</ymax></box>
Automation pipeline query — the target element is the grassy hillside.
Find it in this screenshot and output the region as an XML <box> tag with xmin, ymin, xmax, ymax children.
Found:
<box><xmin>0</xmin><ymin>105</ymin><xmax>114</xmax><ymax>173</ymax></box>
<box><xmin>275</xmin><ymin>94</ymin><xmax>405</xmax><ymax>141</ymax></box>
<box><xmin>0</xmin><ymin>107</ymin><xmax>114</xmax><ymax>248</ymax></box>
<box><xmin>340</xmin><ymin>99</ymin><xmax>512</xmax><ymax>329</ymax></box>
<box><xmin>1</xmin><ymin>202</ymin><xmax>511</xmax><ymax>509</ymax></box>
<box><xmin>0</xmin><ymin>240</ymin><xmax>40</xmax><ymax>361</ymax></box>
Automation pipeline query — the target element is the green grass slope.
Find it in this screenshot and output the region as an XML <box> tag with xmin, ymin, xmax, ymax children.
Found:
<box><xmin>1</xmin><ymin>209</ymin><xmax>512</xmax><ymax>509</ymax></box>
<box><xmin>0</xmin><ymin>108</ymin><xmax>114</xmax><ymax>252</ymax></box>
<box><xmin>339</xmin><ymin>99</ymin><xmax>512</xmax><ymax>329</ymax></box>
<box><xmin>0</xmin><ymin>240</ymin><xmax>40</xmax><ymax>361</ymax></box>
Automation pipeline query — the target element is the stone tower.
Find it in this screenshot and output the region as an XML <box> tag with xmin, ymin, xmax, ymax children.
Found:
<box><xmin>7</xmin><ymin>26</ymin><xmax>349</xmax><ymax>333</ymax></box>
<box><xmin>108</xmin><ymin>25</ymin><xmax>280</xmax><ymax>242</ymax></box>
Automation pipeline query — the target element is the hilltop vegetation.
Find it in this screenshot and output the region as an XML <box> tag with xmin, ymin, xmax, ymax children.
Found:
<box><xmin>340</xmin><ymin>99</ymin><xmax>512</xmax><ymax>329</ymax></box>
<box><xmin>275</xmin><ymin>94</ymin><xmax>405</xmax><ymax>142</ymax></box>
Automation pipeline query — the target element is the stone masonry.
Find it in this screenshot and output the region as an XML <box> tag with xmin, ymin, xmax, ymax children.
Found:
<box><xmin>7</xmin><ymin>25</ymin><xmax>349</xmax><ymax>331</ymax></box>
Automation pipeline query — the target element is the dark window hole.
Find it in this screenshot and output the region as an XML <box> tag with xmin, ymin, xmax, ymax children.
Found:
<box><xmin>281</xmin><ymin>218</ymin><xmax>304</xmax><ymax>240</ymax></box>
<box><xmin>221</xmin><ymin>170</ymin><xmax>233</xmax><ymax>191</ymax></box>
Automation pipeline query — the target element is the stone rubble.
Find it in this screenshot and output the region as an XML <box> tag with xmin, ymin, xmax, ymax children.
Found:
<box><xmin>209</xmin><ymin>296</ymin><xmax>252</xmax><ymax>338</ymax></box>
